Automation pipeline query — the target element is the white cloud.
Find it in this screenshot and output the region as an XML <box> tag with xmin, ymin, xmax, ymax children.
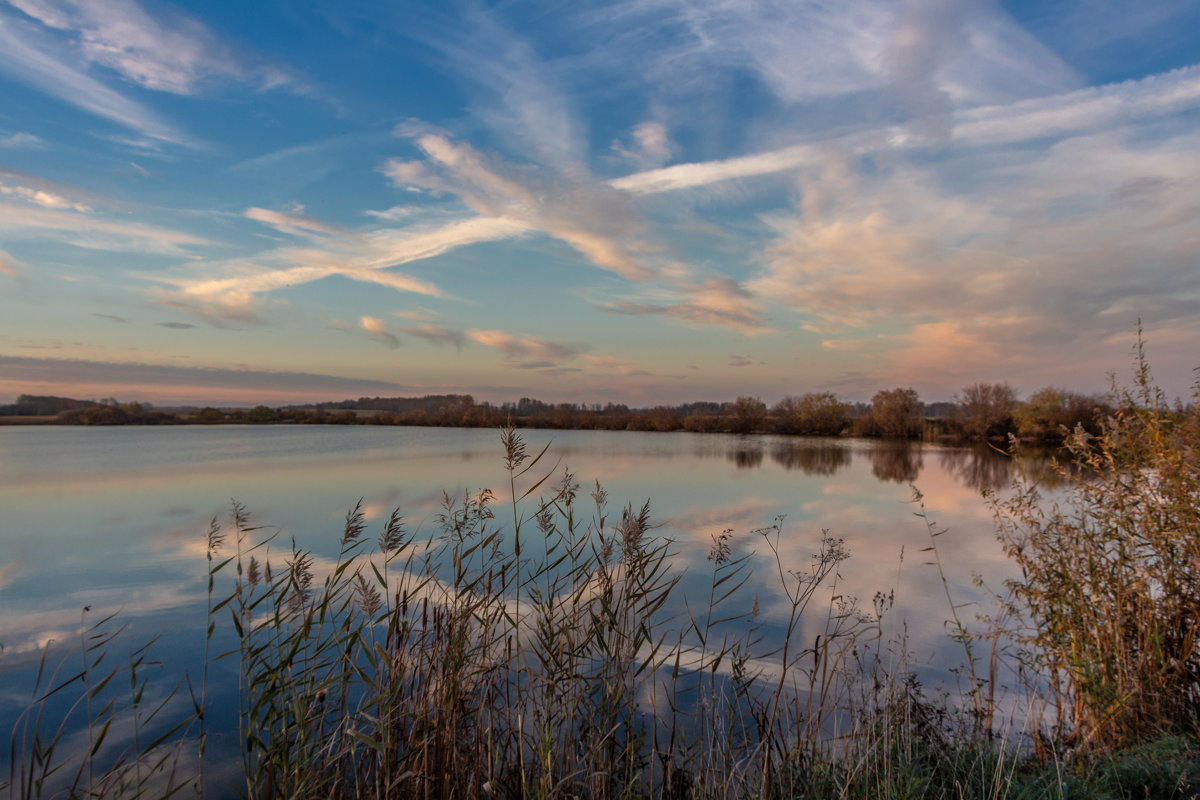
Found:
<box><xmin>390</xmin><ymin>132</ymin><xmax>659</xmax><ymax>281</ymax></box>
<box><xmin>0</xmin><ymin>180</ymin><xmax>91</xmax><ymax>211</ymax></box>
<box><xmin>0</xmin><ymin>199</ymin><xmax>207</xmax><ymax>255</ymax></box>
<box><xmin>245</xmin><ymin>207</ymin><xmax>348</xmax><ymax>239</ymax></box>
<box><xmin>151</xmin><ymin>216</ymin><xmax>526</xmax><ymax>321</ymax></box>
<box><xmin>415</xmin><ymin>7</ymin><xmax>580</xmax><ymax>165</ymax></box>
<box><xmin>6</xmin><ymin>0</ymin><xmax>301</xmax><ymax>95</ymax></box>
<box><xmin>0</xmin><ymin>131</ymin><xmax>43</xmax><ymax>148</ymax></box>
<box><xmin>612</xmin><ymin>65</ymin><xmax>1200</xmax><ymax>196</ymax></box>
<box><xmin>0</xmin><ymin>13</ymin><xmax>192</xmax><ymax>144</ymax></box>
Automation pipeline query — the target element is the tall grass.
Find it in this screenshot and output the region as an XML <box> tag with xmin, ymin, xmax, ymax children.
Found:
<box><xmin>991</xmin><ymin>334</ymin><xmax>1200</xmax><ymax>752</ymax></box>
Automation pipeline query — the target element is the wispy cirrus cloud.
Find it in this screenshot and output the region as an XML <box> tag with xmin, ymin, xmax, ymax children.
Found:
<box><xmin>152</xmin><ymin>215</ymin><xmax>526</xmax><ymax>322</ymax></box>
<box><xmin>0</xmin><ymin>12</ymin><xmax>192</xmax><ymax>145</ymax></box>
<box><xmin>0</xmin><ymin>199</ymin><xmax>208</xmax><ymax>256</ymax></box>
<box><xmin>6</xmin><ymin>0</ymin><xmax>302</xmax><ymax>95</ymax></box>
<box><xmin>387</xmin><ymin>131</ymin><xmax>656</xmax><ymax>281</ymax></box>
<box><xmin>412</xmin><ymin>6</ymin><xmax>580</xmax><ymax>165</ymax></box>
<box><xmin>244</xmin><ymin>206</ymin><xmax>350</xmax><ymax>240</ymax></box>
<box><xmin>0</xmin><ymin>248</ymin><xmax>25</xmax><ymax>282</ymax></box>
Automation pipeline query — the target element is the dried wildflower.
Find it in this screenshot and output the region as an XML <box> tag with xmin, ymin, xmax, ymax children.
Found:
<box><xmin>707</xmin><ymin>529</ymin><xmax>733</xmax><ymax>564</ymax></box>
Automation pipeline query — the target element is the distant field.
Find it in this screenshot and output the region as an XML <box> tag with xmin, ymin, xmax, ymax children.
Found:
<box><xmin>0</xmin><ymin>415</ymin><xmax>55</xmax><ymax>424</ymax></box>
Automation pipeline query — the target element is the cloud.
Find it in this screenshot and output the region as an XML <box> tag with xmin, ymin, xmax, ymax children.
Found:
<box><xmin>727</xmin><ymin>354</ymin><xmax>754</xmax><ymax>368</ymax></box>
<box><xmin>400</xmin><ymin>323</ymin><xmax>465</xmax><ymax>351</ymax></box>
<box><xmin>611</xmin><ymin>143</ymin><xmax>822</xmax><ymax>195</ymax></box>
<box><xmin>581</xmin><ymin>354</ymin><xmax>653</xmax><ymax>377</ymax></box>
<box><xmin>466</xmin><ymin>329</ymin><xmax>584</xmax><ymax>361</ymax></box>
<box><xmin>0</xmin><ymin>131</ymin><xmax>43</xmax><ymax>148</ymax></box>
<box><xmin>360</xmin><ymin>316</ymin><xmax>400</xmax><ymax>349</ymax></box>
<box><xmin>0</xmin><ymin>14</ymin><xmax>192</xmax><ymax>145</ymax></box>
<box><xmin>612</xmin><ymin>65</ymin><xmax>1200</xmax><ymax>197</ymax></box>
<box><xmin>414</xmin><ymin>7</ymin><xmax>579</xmax><ymax>165</ymax></box>
<box><xmin>92</xmin><ymin>313</ymin><xmax>128</xmax><ymax>323</ymax></box>
<box><xmin>0</xmin><ymin>355</ymin><xmax>403</xmax><ymax>398</ymax></box>
<box><xmin>155</xmin><ymin>321</ymin><xmax>196</xmax><ymax>330</ymax></box>
<box><xmin>612</xmin><ymin>121</ymin><xmax>672</xmax><ymax>167</ymax></box>
<box><xmin>745</xmin><ymin>124</ymin><xmax>1200</xmax><ymax>396</ymax></box>
<box><xmin>0</xmin><ymin>199</ymin><xmax>207</xmax><ymax>255</ymax></box>
<box><xmin>389</xmin><ymin>132</ymin><xmax>658</xmax><ymax>281</ymax></box>
<box><xmin>152</xmin><ymin>216</ymin><xmax>525</xmax><ymax>321</ymax></box>
<box><xmin>0</xmin><ymin>180</ymin><xmax>91</xmax><ymax>211</ymax></box>
<box><xmin>603</xmin><ymin>278</ymin><xmax>770</xmax><ymax>335</ymax></box>
<box><xmin>0</xmin><ymin>248</ymin><xmax>25</xmax><ymax>282</ymax></box>
<box><xmin>884</xmin><ymin>0</ymin><xmax>969</xmax><ymax>139</ymax></box>
<box><xmin>245</xmin><ymin>206</ymin><xmax>349</xmax><ymax>239</ymax></box>
<box><xmin>6</xmin><ymin>0</ymin><xmax>302</xmax><ymax>95</ymax></box>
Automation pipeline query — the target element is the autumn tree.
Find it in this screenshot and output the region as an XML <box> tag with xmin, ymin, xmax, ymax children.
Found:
<box><xmin>957</xmin><ymin>382</ymin><xmax>1017</xmax><ymax>439</ymax></box>
<box><xmin>773</xmin><ymin>392</ymin><xmax>851</xmax><ymax>436</ymax></box>
<box><xmin>1014</xmin><ymin>387</ymin><xmax>1109</xmax><ymax>441</ymax></box>
<box><xmin>724</xmin><ymin>396</ymin><xmax>767</xmax><ymax>434</ymax></box>
<box><xmin>854</xmin><ymin>388</ymin><xmax>923</xmax><ymax>438</ymax></box>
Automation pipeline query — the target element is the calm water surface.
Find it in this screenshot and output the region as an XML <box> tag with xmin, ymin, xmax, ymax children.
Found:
<box><xmin>0</xmin><ymin>425</ymin><xmax>1045</xmax><ymax>780</ymax></box>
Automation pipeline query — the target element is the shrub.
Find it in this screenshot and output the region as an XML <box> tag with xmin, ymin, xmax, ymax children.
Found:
<box><xmin>991</xmin><ymin>338</ymin><xmax>1200</xmax><ymax>750</ymax></box>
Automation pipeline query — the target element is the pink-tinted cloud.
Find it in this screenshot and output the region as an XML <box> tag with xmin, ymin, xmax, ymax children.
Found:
<box><xmin>360</xmin><ymin>316</ymin><xmax>400</xmax><ymax>349</ymax></box>
<box><xmin>466</xmin><ymin>329</ymin><xmax>584</xmax><ymax>361</ymax></box>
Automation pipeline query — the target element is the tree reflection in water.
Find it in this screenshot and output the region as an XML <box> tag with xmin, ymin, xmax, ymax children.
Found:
<box><xmin>728</xmin><ymin>442</ymin><xmax>765</xmax><ymax>468</ymax></box>
<box><xmin>869</xmin><ymin>441</ymin><xmax>924</xmax><ymax>484</ymax></box>
<box><xmin>770</xmin><ymin>441</ymin><xmax>852</xmax><ymax>475</ymax></box>
<box><xmin>938</xmin><ymin>444</ymin><xmax>1068</xmax><ymax>492</ymax></box>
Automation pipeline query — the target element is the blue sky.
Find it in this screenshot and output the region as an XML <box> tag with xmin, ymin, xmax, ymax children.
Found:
<box><xmin>1</xmin><ymin>0</ymin><xmax>1198</xmax><ymax>407</ymax></box>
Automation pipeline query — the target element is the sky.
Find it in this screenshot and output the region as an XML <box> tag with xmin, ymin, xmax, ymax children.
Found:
<box><xmin>1</xmin><ymin>0</ymin><xmax>1199</xmax><ymax>408</ymax></box>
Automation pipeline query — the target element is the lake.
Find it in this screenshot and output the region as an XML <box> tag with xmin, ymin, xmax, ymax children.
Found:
<box><xmin>0</xmin><ymin>425</ymin><xmax>1046</xmax><ymax>789</ymax></box>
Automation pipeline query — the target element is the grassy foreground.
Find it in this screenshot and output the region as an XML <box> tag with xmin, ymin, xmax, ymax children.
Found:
<box><xmin>4</xmin><ymin>353</ymin><xmax>1200</xmax><ymax>799</ymax></box>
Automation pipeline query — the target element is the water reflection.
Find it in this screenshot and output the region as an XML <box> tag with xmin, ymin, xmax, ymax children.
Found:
<box><xmin>769</xmin><ymin>441</ymin><xmax>852</xmax><ymax>475</ymax></box>
<box><xmin>729</xmin><ymin>442</ymin><xmax>765</xmax><ymax>468</ymax></box>
<box><xmin>868</xmin><ymin>441</ymin><xmax>924</xmax><ymax>484</ymax></box>
<box><xmin>0</xmin><ymin>425</ymin><xmax>1043</xmax><ymax>780</ymax></box>
<box><xmin>937</xmin><ymin>446</ymin><xmax>1014</xmax><ymax>492</ymax></box>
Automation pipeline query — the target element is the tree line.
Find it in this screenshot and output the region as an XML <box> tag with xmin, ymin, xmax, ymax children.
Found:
<box><xmin>2</xmin><ymin>384</ymin><xmax>1132</xmax><ymax>443</ymax></box>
